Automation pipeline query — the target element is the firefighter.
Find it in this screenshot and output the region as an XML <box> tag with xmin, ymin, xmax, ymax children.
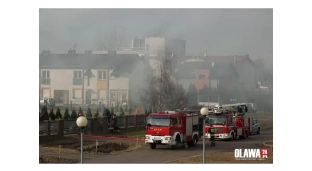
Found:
<box><xmin>208</xmin><ymin>124</ymin><xmax>215</xmax><ymax>146</ymax></box>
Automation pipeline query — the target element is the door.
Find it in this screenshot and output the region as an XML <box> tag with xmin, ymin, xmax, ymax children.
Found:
<box><xmin>170</xmin><ymin>117</ymin><xmax>179</xmax><ymax>134</ymax></box>
<box><xmin>252</xmin><ymin>119</ymin><xmax>258</xmax><ymax>133</ymax></box>
<box><xmin>86</xmin><ymin>90</ymin><xmax>91</xmax><ymax>105</ymax></box>
<box><xmin>63</xmin><ymin>90</ymin><xmax>69</xmax><ymax>104</ymax></box>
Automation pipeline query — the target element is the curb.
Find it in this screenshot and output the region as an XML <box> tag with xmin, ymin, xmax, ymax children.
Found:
<box><xmin>263</xmin><ymin>140</ymin><xmax>273</xmax><ymax>152</ymax></box>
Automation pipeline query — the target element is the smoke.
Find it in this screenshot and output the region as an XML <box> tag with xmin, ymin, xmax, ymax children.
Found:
<box><xmin>40</xmin><ymin>9</ymin><xmax>273</xmax><ymax>111</ymax></box>
<box><xmin>40</xmin><ymin>9</ymin><xmax>272</xmax><ymax>59</ymax></box>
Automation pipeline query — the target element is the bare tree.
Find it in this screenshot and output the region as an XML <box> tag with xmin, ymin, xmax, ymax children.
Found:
<box><xmin>93</xmin><ymin>24</ymin><xmax>126</xmax><ymax>51</ymax></box>
<box><xmin>140</xmin><ymin>47</ymin><xmax>188</xmax><ymax>111</ymax></box>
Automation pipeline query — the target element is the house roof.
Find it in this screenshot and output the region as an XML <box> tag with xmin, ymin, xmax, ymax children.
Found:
<box><xmin>39</xmin><ymin>53</ymin><xmax>150</xmax><ymax>78</ymax></box>
<box><xmin>175</xmin><ymin>60</ymin><xmax>213</xmax><ymax>79</ymax></box>
<box><xmin>210</xmin><ymin>62</ymin><xmax>240</xmax><ymax>79</ymax></box>
<box><xmin>175</xmin><ymin>59</ymin><xmax>239</xmax><ymax>80</ymax></box>
<box><xmin>175</xmin><ymin>55</ymin><xmax>256</xmax><ymax>69</ymax></box>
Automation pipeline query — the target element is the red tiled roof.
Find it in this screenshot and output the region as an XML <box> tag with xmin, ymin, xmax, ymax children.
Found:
<box><xmin>175</xmin><ymin>55</ymin><xmax>253</xmax><ymax>68</ymax></box>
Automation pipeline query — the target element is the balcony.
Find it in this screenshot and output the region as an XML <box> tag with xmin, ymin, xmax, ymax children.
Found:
<box><xmin>73</xmin><ymin>78</ymin><xmax>82</xmax><ymax>85</ymax></box>
<box><xmin>41</xmin><ymin>78</ymin><xmax>50</xmax><ymax>85</ymax></box>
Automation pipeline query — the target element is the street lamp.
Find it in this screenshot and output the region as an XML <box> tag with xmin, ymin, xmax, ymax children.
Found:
<box><xmin>200</xmin><ymin>107</ymin><xmax>209</xmax><ymax>164</ymax></box>
<box><xmin>76</xmin><ymin>116</ymin><xmax>88</xmax><ymax>164</ymax></box>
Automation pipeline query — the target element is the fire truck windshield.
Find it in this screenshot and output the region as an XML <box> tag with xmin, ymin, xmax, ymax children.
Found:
<box><xmin>205</xmin><ymin>116</ymin><xmax>226</xmax><ymax>125</ymax></box>
<box><xmin>147</xmin><ymin>116</ymin><xmax>170</xmax><ymax>127</ymax></box>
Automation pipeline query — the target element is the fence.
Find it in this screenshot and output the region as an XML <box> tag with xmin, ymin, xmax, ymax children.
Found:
<box><xmin>39</xmin><ymin>104</ymin><xmax>147</xmax><ymax>116</ymax></box>
<box><xmin>39</xmin><ymin>114</ymin><xmax>147</xmax><ymax>140</ymax></box>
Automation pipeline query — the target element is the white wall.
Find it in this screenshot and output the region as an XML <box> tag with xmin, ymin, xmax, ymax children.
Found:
<box><xmin>41</xmin><ymin>69</ymin><xmax>83</xmax><ymax>100</ymax></box>
<box><xmin>145</xmin><ymin>37</ymin><xmax>166</xmax><ymax>51</ymax></box>
<box><xmin>109</xmin><ymin>70</ymin><xmax>130</xmax><ymax>90</ymax></box>
<box><xmin>85</xmin><ymin>69</ymin><xmax>100</xmax><ymax>102</ymax></box>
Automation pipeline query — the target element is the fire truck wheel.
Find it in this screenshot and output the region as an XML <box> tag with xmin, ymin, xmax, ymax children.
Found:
<box><xmin>257</xmin><ymin>128</ymin><xmax>260</xmax><ymax>134</ymax></box>
<box><xmin>149</xmin><ymin>143</ymin><xmax>156</xmax><ymax>149</ymax></box>
<box><xmin>229</xmin><ymin>133</ymin><xmax>235</xmax><ymax>141</ymax></box>
<box><xmin>192</xmin><ymin>135</ymin><xmax>198</xmax><ymax>146</ymax></box>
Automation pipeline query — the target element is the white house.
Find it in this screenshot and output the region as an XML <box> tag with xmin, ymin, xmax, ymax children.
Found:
<box><xmin>39</xmin><ymin>50</ymin><xmax>151</xmax><ymax>107</ymax></box>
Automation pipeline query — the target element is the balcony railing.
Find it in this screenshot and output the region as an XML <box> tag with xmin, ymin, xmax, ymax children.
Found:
<box><xmin>73</xmin><ymin>78</ymin><xmax>82</xmax><ymax>85</ymax></box>
<box><xmin>41</xmin><ymin>78</ymin><xmax>50</xmax><ymax>85</ymax></box>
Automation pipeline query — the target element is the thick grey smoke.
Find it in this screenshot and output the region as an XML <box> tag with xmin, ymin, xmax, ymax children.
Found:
<box><xmin>40</xmin><ymin>9</ymin><xmax>273</xmax><ymax>61</ymax></box>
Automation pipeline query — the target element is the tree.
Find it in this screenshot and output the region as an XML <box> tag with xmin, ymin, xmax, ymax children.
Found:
<box><xmin>64</xmin><ymin>108</ymin><xmax>70</xmax><ymax>119</ymax></box>
<box><xmin>86</xmin><ymin>108</ymin><xmax>92</xmax><ymax>119</ymax></box>
<box><xmin>79</xmin><ymin>107</ymin><xmax>83</xmax><ymax>115</ymax></box>
<box><xmin>93</xmin><ymin>24</ymin><xmax>126</xmax><ymax>51</ymax></box>
<box><xmin>55</xmin><ymin>107</ymin><xmax>62</xmax><ymax>119</ymax></box>
<box><xmin>94</xmin><ymin>108</ymin><xmax>99</xmax><ymax>118</ymax></box>
<box><xmin>40</xmin><ymin>106</ymin><xmax>49</xmax><ymax>120</ymax></box>
<box><xmin>71</xmin><ymin>108</ymin><xmax>78</xmax><ymax>119</ymax></box>
<box><xmin>140</xmin><ymin>48</ymin><xmax>188</xmax><ymax>111</ymax></box>
<box><xmin>187</xmin><ymin>83</ymin><xmax>197</xmax><ymax>107</ymax></box>
<box><xmin>49</xmin><ymin>109</ymin><xmax>55</xmax><ymax>120</ymax></box>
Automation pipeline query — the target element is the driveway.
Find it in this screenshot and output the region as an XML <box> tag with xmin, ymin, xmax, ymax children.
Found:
<box><xmin>40</xmin><ymin>128</ymin><xmax>273</xmax><ymax>163</ymax></box>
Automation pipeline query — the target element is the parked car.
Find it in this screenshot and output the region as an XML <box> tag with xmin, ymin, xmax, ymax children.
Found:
<box><xmin>251</xmin><ymin>118</ymin><xmax>260</xmax><ymax>135</ymax></box>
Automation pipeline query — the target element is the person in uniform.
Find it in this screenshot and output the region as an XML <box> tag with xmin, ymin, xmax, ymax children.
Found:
<box><xmin>208</xmin><ymin>124</ymin><xmax>215</xmax><ymax>146</ymax></box>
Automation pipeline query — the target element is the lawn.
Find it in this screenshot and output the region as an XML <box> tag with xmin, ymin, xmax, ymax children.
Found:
<box><xmin>39</xmin><ymin>155</ymin><xmax>78</xmax><ymax>164</ymax></box>
<box><xmin>91</xmin><ymin>129</ymin><xmax>146</xmax><ymax>139</ymax></box>
<box><xmin>39</xmin><ymin>136</ymin><xmax>132</xmax><ymax>154</ymax></box>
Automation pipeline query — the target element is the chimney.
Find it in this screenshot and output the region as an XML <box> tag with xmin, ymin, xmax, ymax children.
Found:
<box><xmin>108</xmin><ymin>50</ymin><xmax>116</xmax><ymax>55</ymax></box>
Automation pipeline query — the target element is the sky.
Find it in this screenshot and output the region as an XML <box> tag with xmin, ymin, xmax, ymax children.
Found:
<box><xmin>39</xmin><ymin>8</ymin><xmax>273</xmax><ymax>60</ymax></box>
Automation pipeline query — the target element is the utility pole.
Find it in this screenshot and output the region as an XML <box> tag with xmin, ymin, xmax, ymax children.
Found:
<box><xmin>82</xmin><ymin>69</ymin><xmax>85</xmax><ymax>105</ymax></box>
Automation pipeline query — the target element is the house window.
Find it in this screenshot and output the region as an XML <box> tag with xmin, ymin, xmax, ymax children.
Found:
<box><xmin>121</xmin><ymin>92</ymin><xmax>127</xmax><ymax>104</ymax></box>
<box><xmin>98</xmin><ymin>71</ymin><xmax>106</xmax><ymax>80</ymax></box>
<box><xmin>73</xmin><ymin>89</ymin><xmax>82</xmax><ymax>99</ymax></box>
<box><xmin>73</xmin><ymin>71</ymin><xmax>82</xmax><ymax>85</ymax></box>
<box><xmin>111</xmin><ymin>91</ymin><xmax>116</xmax><ymax>101</ymax></box>
<box><xmin>41</xmin><ymin>71</ymin><xmax>50</xmax><ymax>85</ymax></box>
<box><xmin>199</xmin><ymin>74</ymin><xmax>205</xmax><ymax>80</ymax></box>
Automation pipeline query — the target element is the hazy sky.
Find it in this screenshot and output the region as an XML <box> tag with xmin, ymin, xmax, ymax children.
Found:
<box><xmin>39</xmin><ymin>9</ymin><xmax>273</xmax><ymax>59</ymax></box>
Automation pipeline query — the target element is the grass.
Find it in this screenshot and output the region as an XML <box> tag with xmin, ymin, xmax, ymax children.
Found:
<box><xmin>166</xmin><ymin>151</ymin><xmax>273</xmax><ymax>164</ymax></box>
<box><xmin>92</xmin><ymin>130</ymin><xmax>146</xmax><ymax>139</ymax></box>
<box><xmin>265</xmin><ymin>140</ymin><xmax>273</xmax><ymax>145</ymax></box>
<box><xmin>39</xmin><ymin>136</ymin><xmax>131</xmax><ymax>154</ymax></box>
<box><xmin>39</xmin><ymin>155</ymin><xmax>78</xmax><ymax>163</ymax></box>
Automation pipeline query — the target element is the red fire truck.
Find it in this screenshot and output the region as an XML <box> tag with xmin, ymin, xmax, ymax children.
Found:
<box><xmin>204</xmin><ymin>103</ymin><xmax>252</xmax><ymax>140</ymax></box>
<box><xmin>145</xmin><ymin>110</ymin><xmax>204</xmax><ymax>149</ymax></box>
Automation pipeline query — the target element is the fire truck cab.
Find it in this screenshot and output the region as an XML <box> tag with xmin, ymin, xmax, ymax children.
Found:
<box><xmin>145</xmin><ymin>110</ymin><xmax>203</xmax><ymax>149</ymax></box>
<box><xmin>205</xmin><ymin>103</ymin><xmax>251</xmax><ymax>140</ymax></box>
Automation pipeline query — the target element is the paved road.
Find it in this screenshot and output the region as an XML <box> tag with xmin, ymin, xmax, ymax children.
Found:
<box><xmin>40</xmin><ymin>128</ymin><xmax>273</xmax><ymax>163</ymax></box>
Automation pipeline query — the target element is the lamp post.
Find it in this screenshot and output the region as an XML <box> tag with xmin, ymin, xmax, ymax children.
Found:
<box><xmin>200</xmin><ymin>107</ymin><xmax>209</xmax><ymax>164</ymax></box>
<box><xmin>76</xmin><ymin>116</ymin><xmax>88</xmax><ymax>164</ymax></box>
